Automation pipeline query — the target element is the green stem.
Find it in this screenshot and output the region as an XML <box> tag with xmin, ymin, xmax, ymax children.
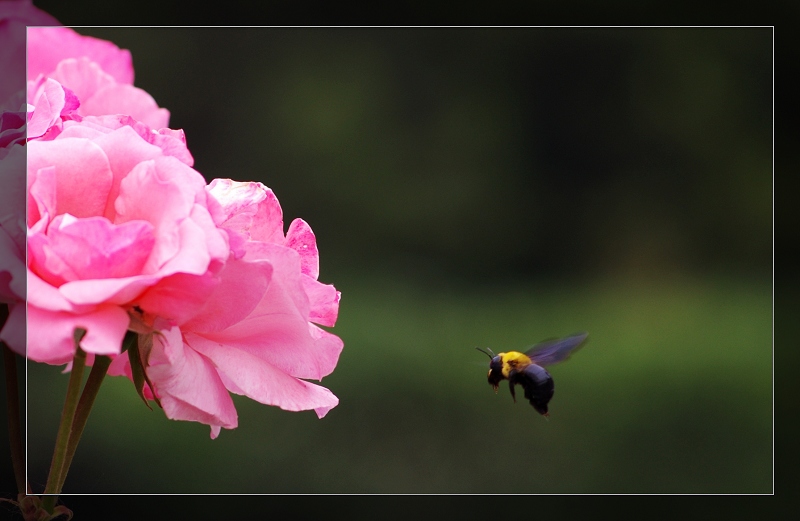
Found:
<box><xmin>41</xmin><ymin>337</ymin><xmax>87</xmax><ymax>513</ymax></box>
<box><xmin>3</xmin><ymin>343</ymin><xmax>29</xmax><ymax>496</ymax></box>
<box><xmin>57</xmin><ymin>354</ymin><xmax>112</xmax><ymax>490</ymax></box>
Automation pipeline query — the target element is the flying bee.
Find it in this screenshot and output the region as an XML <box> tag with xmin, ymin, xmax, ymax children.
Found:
<box><xmin>476</xmin><ymin>332</ymin><xmax>588</xmax><ymax>416</ymax></box>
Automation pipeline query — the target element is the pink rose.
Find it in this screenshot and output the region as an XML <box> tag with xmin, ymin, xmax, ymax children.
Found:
<box><xmin>20</xmin><ymin>24</ymin><xmax>344</xmax><ymax>440</ymax></box>
<box><xmin>109</xmin><ymin>180</ymin><xmax>343</xmax><ymax>438</ymax></box>
<box><xmin>25</xmin><ymin>118</ymin><xmax>228</xmax><ymax>364</ymax></box>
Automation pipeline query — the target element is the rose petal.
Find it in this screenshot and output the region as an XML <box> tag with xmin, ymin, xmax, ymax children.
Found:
<box><xmin>31</xmin><ymin>214</ymin><xmax>155</xmax><ymax>282</ymax></box>
<box><xmin>86</xmin><ymin>125</ymin><xmax>169</xmax><ymax>220</ymax></box>
<box><xmin>56</xmin><ymin>274</ymin><xmax>159</xmax><ymax>307</ymax></box>
<box><xmin>26</xmin><ymin>268</ymin><xmax>86</xmax><ymax>312</ymax></box>
<box><xmin>180</xmin><ymin>255</ymin><xmax>272</xmax><ymax>333</ymax></box>
<box><xmin>207</xmin><ymin>179</ymin><xmax>285</xmax><ymax>245</ymax></box>
<box><xmin>27</xmin><ymin>164</ymin><xmax>56</xmax><ymax>227</ymax></box>
<box><xmin>285</xmin><ymin>218</ymin><xmax>319</xmax><ymax>280</ymax></box>
<box><xmin>198</xmin><ymin>243</ymin><xmax>340</xmax><ymax>380</ymax></box>
<box><xmin>114</xmin><ymin>157</ymin><xmax>219</xmax><ymax>274</ymax></box>
<box><xmin>27</xmin><ymin>137</ymin><xmax>113</xmax><ymax>219</ymax></box>
<box><xmin>302</xmin><ymin>275</ymin><xmax>341</xmax><ymax>327</ymax></box>
<box><xmin>26</xmin><ymin>77</ymin><xmax>78</xmax><ymax>138</ymax></box>
<box><xmin>81</xmin><ymin>83</ymin><xmax>170</xmax><ymax>129</ymax></box>
<box><xmin>135</xmin><ymin>271</ymin><xmax>219</xmax><ymax>325</ymax></box>
<box><xmin>146</xmin><ymin>326</ymin><xmax>238</xmax><ymax>436</ymax></box>
<box><xmin>187</xmin><ymin>333</ymin><xmax>339</xmax><ymax>417</ymax></box>
<box><xmin>63</xmin><ymin>115</ymin><xmax>193</xmax><ymax>166</ymax></box>
<box><xmin>27</xmin><ymin>27</ymin><xmax>134</xmax><ymax>85</ymax></box>
<box><xmin>51</xmin><ymin>57</ymin><xmax>115</xmax><ymax>106</ymax></box>
<box><xmin>26</xmin><ymin>304</ymin><xmax>129</xmax><ymax>364</ymax></box>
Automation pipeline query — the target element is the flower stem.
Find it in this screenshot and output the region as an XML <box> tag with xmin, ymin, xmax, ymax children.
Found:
<box><xmin>57</xmin><ymin>354</ymin><xmax>112</xmax><ymax>489</ymax></box>
<box><xmin>41</xmin><ymin>335</ymin><xmax>87</xmax><ymax>513</ymax></box>
<box><xmin>3</xmin><ymin>342</ymin><xmax>29</xmax><ymax>496</ymax></box>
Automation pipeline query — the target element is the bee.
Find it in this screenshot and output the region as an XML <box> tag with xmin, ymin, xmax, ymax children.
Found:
<box><xmin>476</xmin><ymin>333</ymin><xmax>588</xmax><ymax>416</ymax></box>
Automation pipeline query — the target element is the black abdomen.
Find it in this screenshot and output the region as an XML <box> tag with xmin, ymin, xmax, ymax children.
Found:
<box><xmin>512</xmin><ymin>364</ymin><xmax>555</xmax><ymax>416</ymax></box>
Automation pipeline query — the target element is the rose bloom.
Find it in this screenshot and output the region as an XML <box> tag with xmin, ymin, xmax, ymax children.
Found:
<box><xmin>21</xmin><ymin>26</ymin><xmax>344</xmax><ymax>437</ymax></box>
<box><xmin>110</xmin><ymin>180</ymin><xmax>343</xmax><ymax>438</ymax></box>
<box><xmin>26</xmin><ymin>117</ymin><xmax>226</xmax><ymax>364</ymax></box>
<box><xmin>22</xmin><ymin>29</ymin><xmax>189</xmax><ymax>365</ymax></box>
<box><xmin>4</xmin><ymin>23</ymin><xmax>174</xmax><ymax>346</ymax></box>
<box><xmin>27</xmin><ymin>114</ymin><xmax>344</xmax><ymax>437</ymax></box>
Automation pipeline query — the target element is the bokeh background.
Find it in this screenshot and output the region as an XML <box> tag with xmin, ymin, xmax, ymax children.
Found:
<box><xmin>13</xmin><ymin>26</ymin><xmax>772</xmax><ymax>494</ymax></box>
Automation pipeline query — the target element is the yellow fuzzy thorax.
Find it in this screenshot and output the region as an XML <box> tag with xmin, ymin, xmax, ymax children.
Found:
<box><xmin>498</xmin><ymin>351</ymin><xmax>533</xmax><ymax>377</ymax></box>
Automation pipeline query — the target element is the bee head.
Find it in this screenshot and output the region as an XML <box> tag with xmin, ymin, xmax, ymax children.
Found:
<box><xmin>487</xmin><ymin>366</ymin><xmax>504</xmax><ymax>391</ymax></box>
<box><xmin>476</xmin><ymin>347</ymin><xmax>505</xmax><ymax>392</ymax></box>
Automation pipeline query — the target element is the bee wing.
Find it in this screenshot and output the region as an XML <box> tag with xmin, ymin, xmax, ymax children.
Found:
<box><xmin>524</xmin><ymin>332</ymin><xmax>588</xmax><ymax>367</ymax></box>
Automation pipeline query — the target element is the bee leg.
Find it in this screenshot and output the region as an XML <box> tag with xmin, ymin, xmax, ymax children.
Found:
<box><xmin>508</xmin><ymin>380</ymin><xmax>516</xmax><ymax>404</ymax></box>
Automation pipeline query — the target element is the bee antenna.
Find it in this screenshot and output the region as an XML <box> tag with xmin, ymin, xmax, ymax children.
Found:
<box><xmin>475</xmin><ymin>347</ymin><xmax>495</xmax><ymax>359</ymax></box>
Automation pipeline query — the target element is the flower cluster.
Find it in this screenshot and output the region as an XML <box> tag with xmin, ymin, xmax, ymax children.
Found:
<box><xmin>4</xmin><ymin>26</ymin><xmax>343</xmax><ymax>438</ymax></box>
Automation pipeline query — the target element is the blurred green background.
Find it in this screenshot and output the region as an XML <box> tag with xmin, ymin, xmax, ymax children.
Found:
<box><xmin>15</xmin><ymin>27</ymin><xmax>772</xmax><ymax>494</ymax></box>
